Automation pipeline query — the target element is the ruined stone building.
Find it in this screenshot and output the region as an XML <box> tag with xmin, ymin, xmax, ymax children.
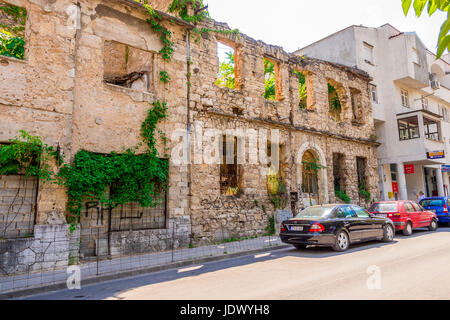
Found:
<box><xmin>0</xmin><ymin>0</ymin><xmax>379</xmax><ymax>274</ymax></box>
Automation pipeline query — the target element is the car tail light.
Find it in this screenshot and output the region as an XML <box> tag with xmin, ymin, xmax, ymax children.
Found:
<box><xmin>444</xmin><ymin>205</ymin><xmax>448</xmax><ymax>214</ymax></box>
<box><xmin>390</xmin><ymin>212</ymin><xmax>401</xmax><ymax>217</ymax></box>
<box><xmin>309</xmin><ymin>223</ymin><xmax>325</xmax><ymax>233</ymax></box>
<box><xmin>280</xmin><ymin>222</ymin><xmax>286</xmax><ymax>232</ymax></box>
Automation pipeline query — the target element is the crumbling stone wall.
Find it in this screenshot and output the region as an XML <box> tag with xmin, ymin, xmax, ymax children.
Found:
<box><xmin>0</xmin><ymin>0</ymin><xmax>380</xmax><ymax>269</ymax></box>
<box><xmin>186</xmin><ymin>18</ymin><xmax>379</xmax><ymax>243</ymax></box>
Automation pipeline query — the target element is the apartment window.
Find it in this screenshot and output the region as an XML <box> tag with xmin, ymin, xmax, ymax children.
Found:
<box><xmin>390</xmin><ymin>164</ymin><xmax>398</xmax><ymax>182</ymax></box>
<box><xmin>398</xmin><ymin>116</ymin><xmax>420</xmax><ymax>141</ymax></box>
<box><xmin>363</xmin><ymin>42</ymin><xmax>374</xmax><ymax>64</ymax></box>
<box><xmin>422</xmin><ymin>96</ymin><xmax>429</xmax><ymax>110</ymax></box>
<box><xmin>103</xmin><ymin>40</ymin><xmax>153</xmax><ymax>91</ymax></box>
<box><xmin>0</xmin><ymin>2</ymin><xmax>26</xmax><ymax>60</ymax></box>
<box><xmin>440</xmin><ymin>105</ymin><xmax>449</xmax><ymax>122</ymax></box>
<box><xmin>215</xmin><ymin>41</ymin><xmax>240</xmax><ymax>90</ymax></box>
<box><xmin>369</xmin><ymin>84</ymin><xmax>378</xmax><ymax>103</ymax></box>
<box><xmin>264</xmin><ymin>57</ymin><xmax>283</xmax><ymax>101</ymax></box>
<box><xmin>401</xmin><ymin>89</ymin><xmax>409</xmax><ymax>108</ymax></box>
<box><xmin>412</xmin><ymin>48</ymin><xmax>420</xmax><ymax>65</ymax></box>
<box><xmin>424</xmin><ymin>117</ymin><xmax>440</xmax><ymax>141</ymax></box>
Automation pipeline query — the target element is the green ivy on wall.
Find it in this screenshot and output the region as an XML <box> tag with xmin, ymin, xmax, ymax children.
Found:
<box><xmin>0</xmin><ymin>130</ymin><xmax>59</xmax><ymax>182</ymax></box>
<box><xmin>57</xmin><ymin>101</ymin><xmax>169</xmax><ymax>230</ymax></box>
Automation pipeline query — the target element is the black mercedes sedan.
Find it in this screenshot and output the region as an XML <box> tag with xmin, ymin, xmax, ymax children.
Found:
<box><xmin>280</xmin><ymin>204</ymin><xmax>395</xmax><ymax>252</ymax></box>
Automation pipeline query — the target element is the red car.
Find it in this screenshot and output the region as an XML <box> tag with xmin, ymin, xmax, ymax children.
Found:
<box><xmin>368</xmin><ymin>200</ymin><xmax>438</xmax><ymax>236</ymax></box>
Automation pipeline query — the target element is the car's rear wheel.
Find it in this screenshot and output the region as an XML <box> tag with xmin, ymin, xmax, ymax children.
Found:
<box><xmin>294</xmin><ymin>244</ymin><xmax>307</xmax><ymax>250</ymax></box>
<box><xmin>429</xmin><ymin>219</ymin><xmax>438</xmax><ymax>231</ymax></box>
<box><xmin>447</xmin><ymin>222</ymin><xmax>450</xmax><ymax>228</ymax></box>
<box><xmin>333</xmin><ymin>230</ymin><xmax>350</xmax><ymax>252</ymax></box>
<box><xmin>403</xmin><ymin>222</ymin><xmax>413</xmax><ymax>236</ymax></box>
<box><xmin>383</xmin><ymin>224</ymin><xmax>395</xmax><ymax>242</ymax></box>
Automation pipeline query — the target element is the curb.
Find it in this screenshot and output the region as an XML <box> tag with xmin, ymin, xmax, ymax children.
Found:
<box><xmin>0</xmin><ymin>244</ymin><xmax>290</xmax><ymax>299</ymax></box>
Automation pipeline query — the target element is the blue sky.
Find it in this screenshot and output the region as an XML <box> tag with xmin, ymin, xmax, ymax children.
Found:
<box><xmin>208</xmin><ymin>0</ymin><xmax>447</xmax><ymax>54</ymax></box>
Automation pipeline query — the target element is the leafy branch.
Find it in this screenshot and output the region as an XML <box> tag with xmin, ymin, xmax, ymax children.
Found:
<box><xmin>401</xmin><ymin>0</ymin><xmax>450</xmax><ymax>58</ymax></box>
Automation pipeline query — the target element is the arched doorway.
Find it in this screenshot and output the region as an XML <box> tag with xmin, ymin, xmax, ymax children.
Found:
<box><xmin>297</xmin><ymin>142</ymin><xmax>329</xmax><ymax>207</ymax></box>
<box><xmin>302</xmin><ymin>150</ymin><xmax>320</xmax><ymax>206</ymax></box>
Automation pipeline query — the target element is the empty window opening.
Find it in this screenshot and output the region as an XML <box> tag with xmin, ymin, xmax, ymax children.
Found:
<box><xmin>264</xmin><ymin>57</ymin><xmax>282</xmax><ymax>101</ymax></box>
<box><xmin>0</xmin><ymin>2</ymin><xmax>26</xmax><ymax>60</ymax></box>
<box><xmin>424</xmin><ymin>117</ymin><xmax>440</xmax><ymax>141</ymax></box>
<box><xmin>369</xmin><ymin>84</ymin><xmax>378</xmax><ymax>103</ymax></box>
<box><xmin>401</xmin><ymin>89</ymin><xmax>409</xmax><ymax>108</ymax></box>
<box><xmin>103</xmin><ymin>40</ymin><xmax>153</xmax><ymax>91</ymax></box>
<box><xmin>350</xmin><ymin>88</ymin><xmax>362</xmax><ymax>123</ymax></box>
<box><xmin>356</xmin><ymin>157</ymin><xmax>368</xmax><ymax>190</ymax></box>
<box><xmin>294</xmin><ymin>70</ymin><xmax>308</xmax><ymax>109</ymax></box>
<box><xmin>302</xmin><ymin>151</ymin><xmax>319</xmax><ymax>201</ymax></box>
<box><xmin>333</xmin><ymin>153</ymin><xmax>346</xmax><ymax>195</ymax></box>
<box><xmin>328</xmin><ymin>83</ymin><xmax>342</xmax><ymax>122</ymax></box>
<box><xmin>398</xmin><ymin>116</ymin><xmax>419</xmax><ymax>141</ymax></box>
<box><xmin>220</xmin><ymin>135</ymin><xmax>242</xmax><ymax>196</ymax></box>
<box><xmin>356</xmin><ymin>157</ymin><xmax>369</xmax><ymax>201</ymax></box>
<box><xmin>215</xmin><ymin>42</ymin><xmax>236</xmax><ymax>90</ymax></box>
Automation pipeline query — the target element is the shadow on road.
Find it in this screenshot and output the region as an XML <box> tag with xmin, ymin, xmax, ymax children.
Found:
<box><xmin>22</xmin><ymin>227</ymin><xmax>450</xmax><ymax>300</ymax></box>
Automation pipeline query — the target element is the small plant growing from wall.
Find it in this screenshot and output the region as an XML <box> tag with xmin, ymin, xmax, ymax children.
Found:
<box><xmin>328</xmin><ymin>83</ymin><xmax>342</xmax><ymax>122</ymax></box>
<box><xmin>264</xmin><ymin>214</ymin><xmax>276</xmax><ymax>236</ymax></box>
<box><xmin>335</xmin><ymin>188</ymin><xmax>351</xmax><ymax>204</ymax></box>
<box><xmin>267</xmin><ymin>170</ymin><xmax>288</xmax><ymax>210</ymax></box>
<box><xmin>359</xmin><ymin>183</ymin><xmax>371</xmax><ymax>202</ymax></box>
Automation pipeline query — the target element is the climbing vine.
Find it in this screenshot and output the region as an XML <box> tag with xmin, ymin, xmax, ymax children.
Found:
<box><xmin>57</xmin><ymin>101</ymin><xmax>169</xmax><ymax>230</ymax></box>
<box><xmin>159</xmin><ymin>70</ymin><xmax>171</xmax><ymax>83</ymax></box>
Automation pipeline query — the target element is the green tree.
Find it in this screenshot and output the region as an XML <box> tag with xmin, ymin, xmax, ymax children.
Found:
<box><xmin>264</xmin><ymin>58</ymin><xmax>276</xmax><ymax>100</ymax></box>
<box><xmin>215</xmin><ymin>51</ymin><xmax>236</xmax><ymax>90</ymax></box>
<box><xmin>294</xmin><ymin>71</ymin><xmax>308</xmax><ymax>109</ymax></box>
<box><xmin>401</xmin><ymin>0</ymin><xmax>450</xmax><ymax>58</ymax></box>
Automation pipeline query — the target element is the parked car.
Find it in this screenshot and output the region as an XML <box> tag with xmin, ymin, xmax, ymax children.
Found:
<box><xmin>368</xmin><ymin>200</ymin><xmax>438</xmax><ymax>236</ymax></box>
<box><xmin>280</xmin><ymin>204</ymin><xmax>395</xmax><ymax>252</ymax></box>
<box><xmin>419</xmin><ymin>197</ymin><xmax>450</xmax><ymax>227</ymax></box>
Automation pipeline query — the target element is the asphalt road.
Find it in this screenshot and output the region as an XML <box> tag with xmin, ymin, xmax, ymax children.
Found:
<box><xmin>22</xmin><ymin>227</ymin><xmax>450</xmax><ymax>300</ymax></box>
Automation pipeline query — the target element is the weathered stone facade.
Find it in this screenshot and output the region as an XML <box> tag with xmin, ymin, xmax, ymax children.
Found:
<box><xmin>0</xmin><ymin>0</ymin><xmax>380</xmax><ymax>273</ymax></box>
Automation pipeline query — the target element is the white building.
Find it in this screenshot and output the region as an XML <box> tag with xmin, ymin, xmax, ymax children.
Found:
<box><xmin>295</xmin><ymin>24</ymin><xmax>450</xmax><ymax>201</ymax></box>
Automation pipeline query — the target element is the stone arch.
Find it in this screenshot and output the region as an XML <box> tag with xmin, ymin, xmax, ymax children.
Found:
<box><xmin>296</xmin><ymin>141</ymin><xmax>329</xmax><ymax>204</ymax></box>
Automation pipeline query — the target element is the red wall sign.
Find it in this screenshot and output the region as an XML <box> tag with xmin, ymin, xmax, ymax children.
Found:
<box><xmin>404</xmin><ymin>164</ymin><xmax>415</xmax><ymax>174</ymax></box>
<box><xmin>392</xmin><ymin>182</ymin><xmax>399</xmax><ymax>193</ymax></box>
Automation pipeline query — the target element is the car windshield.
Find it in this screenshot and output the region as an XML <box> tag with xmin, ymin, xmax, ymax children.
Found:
<box><xmin>369</xmin><ymin>203</ymin><xmax>397</xmax><ymax>213</ymax></box>
<box><xmin>420</xmin><ymin>199</ymin><xmax>445</xmax><ymax>207</ymax></box>
<box><xmin>295</xmin><ymin>206</ymin><xmax>333</xmax><ymax>219</ymax></box>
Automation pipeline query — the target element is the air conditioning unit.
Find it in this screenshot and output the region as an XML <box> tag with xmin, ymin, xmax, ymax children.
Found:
<box><xmin>431</xmin><ymin>79</ymin><xmax>440</xmax><ymax>90</ymax></box>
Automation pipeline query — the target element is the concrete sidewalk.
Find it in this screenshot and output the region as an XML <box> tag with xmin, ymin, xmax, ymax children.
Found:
<box><xmin>0</xmin><ymin>235</ymin><xmax>284</xmax><ymax>298</ymax></box>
